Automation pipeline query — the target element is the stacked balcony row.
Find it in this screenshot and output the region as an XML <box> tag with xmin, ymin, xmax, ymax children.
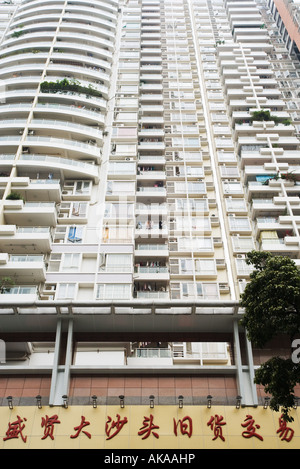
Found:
<box><xmin>0</xmin><ymin>0</ymin><xmax>118</xmax><ymax>301</ymax></box>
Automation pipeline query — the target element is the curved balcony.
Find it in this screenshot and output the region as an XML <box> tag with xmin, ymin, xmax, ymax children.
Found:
<box><xmin>62</xmin><ymin>17</ymin><xmax>115</xmax><ymax>36</ymax></box>
<box><xmin>60</xmin><ymin>19</ymin><xmax>115</xmax><ymax>41</ymax></box>
<box><xmin>0</xmin><ymin>119</ymin><xmax>103</xmax><ymax>143</ymax></box>
<box><xmin>16</xmin><ymin>6</ymin><xmax>116</xmax><ymax>27</ymax></box>
<box><xmin>10</xmin><ymin>20</ymin><xmax>62</xmax><ymax>36</ymax></box>
<box><xmin>64</xmin><ymin>5</ymin><xmax>117</xmax><ymax>24</ymax></box>
<box><xmin>0</xmin><ymin>135</ymin><xmax>101</xmax><ymax>161</ymax></box>
<box><xmin>49</xmin><ymin>57</ymin><xmax>111</xmax><ymax>79</ymax></box>
<box><xmin>0</xmin><ymin>46</ymin><xmax>51</xmax><ymax>63</ymax></box>
<box><xmin>38</xmin><ymin>89</ymin><xmax>107</xmax><ymax>111</ymax></box>
<box><xmin>18</xmin><ymin>154</ymin><xmax>99</xmax><ymax>182</ymax></box>
<box><xmin>27</xmin><ymin>135</ymin><xmax>101</xmax><ymax>160</ymax></box>
<box><xmin>14</xmin><ymin>4</ymin><xmax>65</xmax><ymax>19</ymax></box>
<box><xmin>0</xmin><ymin>103</ymin><xmax>105</xmax><ymax>126</ymax></box>
<box><xmin>4</xmin><ymin>31</ymin><xmax>59</xmax><ymax>50</ymax></box>
<box><xmin>0</xmin><ymin>65</ymin><xmax>45</xmax><ymax>79</ymax></box>
<box><xmin>17</xmin><ymin>0</ymin><xmax>118</xmax><ymax>15</ymax></box>
<box><xmin>42</xmin><ymin>74</ymin><xmax>108</xmax><ymax>99</ymax></box>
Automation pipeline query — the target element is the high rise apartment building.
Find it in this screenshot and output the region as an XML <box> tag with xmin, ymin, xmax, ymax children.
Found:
<box><xmin>0</xmin><ymin>0</ymin><xmax>299</xmax><ymax>447</ymax></box>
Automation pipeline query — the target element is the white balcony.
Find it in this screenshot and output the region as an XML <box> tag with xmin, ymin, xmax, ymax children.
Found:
<box><xmin>4</xmin><ymin>201</ymin><xmax>57</xmax><ymax>226</ymax></box>
<box><xmin>260</xmin><ymin>238</ymin><xmax>300</xmax><ymax>254</ymax></box>
<box><xmin>0</xmin><ymin>226</ymin><xmax>52</xmax><ymax>254</ymax></box>
<box><xmin>0</xmin><ymin>285</ymin><xmax>38</xmax><ymax>303</ymax></box>
<box><xmin>23</xmin><ymin>136</ymin><xmax>101</xmax><ymax>162</ymax></box>
<box><xmin>135</xmin><ymin>244</ymin><xmax>168</xmax><ymax>257</ymax></box>
<box><xmin>10</xmin><ymin>178</ymin><xmax>61</xmax><ymax>203</ymax></box>
<box><xmin>134</xmin><ymin>265</ymin><xmax>169</xmax><ymax>281</ymax></box>
<box><xmin>255</xmin><ymin>217</ymin><xmax>294</xmax><ymax>236</ymax></box>
<box><xmin>136</xmin><ymin>186</ymin><xmax>166</xmax><ymax>198</ymax></box>
<box><xmin>134</xmin><ymin>291</ymin><xmax>169</xmax><ymax>299</ymax></box>
<box><xmin>0</xmin><ymin>254</ymin><xmax>46</xmax><ymax>282</ymax></box>
<box><xmin>138</xmin><ymin>141</ymin><xmax>165</xmax><ymax>150</ymax></box>
<box><xmin>137</xmin><ymin>170</ymin><xmax>165</xmax><ymax>180</ymax></box>
<box><xmin>127</xmin><ymin>348</ymin><xmax>172</xmax><ymax>366</ymax></box>
<box><xmin>18</xmin><ymin>154</ymin><xmax>99</xmax><ymax>182</ymax></box>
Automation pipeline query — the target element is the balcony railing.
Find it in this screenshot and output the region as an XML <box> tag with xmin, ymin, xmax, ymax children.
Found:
<box><xmin>134</xmin><ymin>291</ymin><xmax>169</xmax><ymax>299</ymax></box>
<box><xmin>132</xmin><ymin>348</ymin><xmax>171</xmax><ymax>358</ymax></box>
<box><xmin>0</xmin><ymin>286</ymin><xmax>37</xmax><ymax>295</ymax></box>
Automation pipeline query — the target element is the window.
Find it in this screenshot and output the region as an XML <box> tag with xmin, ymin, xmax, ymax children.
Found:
<box><xmin>114</xmin><ymin>144</ymin><xmax>136</xmax><ymax>155</ymax></box>
<box><xmin>175</xmin><ymin>216</ymin><xmax>210</xmax><ymax>231</ymax></box>
<box><xmin>176</xmin><ymin>199</ymin><xmax>208</xmax><ymax>212</ymax></box>
<box><xmin>61</xmin><ymin>253</ymin><xmax>81</xmax><ymax>271</ymax></box>
<box><xmin>67</xmin><ymin>226</ymin><xmax>83</xmax><ymax>243</ymax></box>
<box><xmin>57</xmin><ymin>283</ymin><xmax>76</xmax><ymax>299</ymax></box>
<box><xmin>231</xmin><ymin>236</ymin><xmax>255</xmax><ymax>252</ymax></box>
<box><xmin>236</xmin><ymin>259</ymin><xmax>254</xmax><ymax>276</ymax></box>
<box><xmin>220</xmin><ymin>166</ymin><xmax>240</xmax><ymax>178</ymax></box>
<box><xmin>71</xmin><ymin>202</ymin><xmax>88</xmax><ymax>218</ymax></box>
<box><xmin>96</xmin><ymin>284</ymin><xmax>131</xmax><ymax>300</ymax></box>
<box><xmin>104</xmin><ymin>203</ymin><xmax>134</xmax><ymax>219</ymax></box>
<box><xmin>177</xmin><ymin>166</ymin><xmax>204</xmax><ymax>177</ymax></box>
<box><xmin>228</xmin><ymin>217</ymin><xmax>251</xmax><ymax>231</ymax></box>
<box><xmin>119</xmin><ymin>85</ymin><xmax>139</xmax><ymax>93</ymax></box>
<box><xmin>225</xmin><ymin>198</ymin><xmax>247</xmax><ymax>212</ymax></box>
<box><xmin>181</xmin><ymin>282</ymin><xmax>218</xmax><ymax>299</ymax></box>
<box><xmin>102</xmin><ymin>225</ymin><xmax>134</xmax><ymax>244</ymax></box>
<box><xmin>180</xmin><ymin>259</ymin><xmax>216</xmax><ymax>275</ymax></box>
<box><xmin>172</xmin><ymin>137</ymin><xmax>200</xmax><ymax>147</ymax></box>
<box><xmin>112</xmin><ymin>127</ymin><xmax>137</xmax><ymax>138</ymax></box>
<box><xmin>175</xmin><ymin>182</ymin><xmax>206</xmax><ymax>194</ymax></box>
<box><xmin>106</xmin><ymin>181</ymin><xmax>135</xmax><ymax>195</ymax></box>
<box><xmin>99</xmin><ymin>254</ymin><xmax>132</xmax><ymax>272</ymax></box>
<box><xmin>108</xmin><ymin>162</ymin><xmax>136</xmax><ymax>175</ymax></box>
<box><xmin>74</xmin><ymin>181</ymin><xmax>91</xmax><ymax>195</ymax></box>
<box><xmin>195</xmin><ymin>259</ymin><xmax>216</xmax><ymax>275</ymax></box>
<box><xmin>178</xmin><ymin>237</ymin><xmax>213</xmax><ymax>252</ymax></box>
<box><xmin>115</xmin><ymin>107</ymin><xmax>138</xmax><ymax>115</ymax></box>
<box><xmin>223</xmin><ymin>182</ymin><xmax>243</xmax><ymax>194</ymax></box>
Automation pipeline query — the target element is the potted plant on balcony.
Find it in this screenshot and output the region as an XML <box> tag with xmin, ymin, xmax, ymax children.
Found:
<box><xmin>40</xmin><ymin>78</ymin><xmax>103</xmax><ymax>99</ymax></box>
<box><xmin>281</xmin><ymin>172</ymin><xmax>298</xmax><ymax>184</ymax></box>
<box><xmin>0</xmin><ymin>277</ymin><xmax>14</xmax><ymax>294</ymax></box>
<box><xmin>249</xmin><ymin>110</ymin><xmax>291</xmax><ymax>126</ymax></box>
<box><xmin>6</xmin><ymin>191</ymin><xmax>24</xmax><ymax>201</ymax></box>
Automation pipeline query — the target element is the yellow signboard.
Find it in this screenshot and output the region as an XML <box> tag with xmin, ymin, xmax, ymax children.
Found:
<box><xmin>0</xmin><ymin>405</ymin><xmax>299</xmax><ymax>449</ymax></box>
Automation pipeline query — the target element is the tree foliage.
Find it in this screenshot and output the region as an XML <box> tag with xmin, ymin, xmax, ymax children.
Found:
<box><xmin>254</xmin><ymin>357</ymin><xmax>300</xmax><ymax>422</ymax></box>
<box><xmin>240</xmin><ymin>251</ymin><xmax>300</xmax><ymax>421</ymax></box>
<box><xmin>240</xmin><ymin>251</ymin><xmax>300</xmax><ymax>347</ymax></box>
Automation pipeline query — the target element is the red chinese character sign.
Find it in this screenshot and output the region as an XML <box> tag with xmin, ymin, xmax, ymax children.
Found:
<box><xmin>241</xmin><ymin>415</ymin><xmax>263</xmax><ymax>441</ymax></box>
<box><xmin>0</xmin><ymin>407</ymin><xmax>299</xmax><ymax>449</ymax></box>
<box><xmin>105</xmin><ymin>414</ymin><xmax>128</xmax><ymax>440</ymax></box>
<box><xmin>3</xmin><ymin>416</ymin><xmax>27</xmax><ymax>443</ymax></box>
<box><xmin>207</xmin><ymin>414</ymin><xmax>226</xmax><ymax>441</ymax></box>
<box><xmin>173</xmin><ymin>416</ymin><xmax>193</xmax><ymax>438</ymax></box>
<box><xmin>138</xmin><ymin>414</ymin><xmax>160</xmax><ymax>440</ymax></box>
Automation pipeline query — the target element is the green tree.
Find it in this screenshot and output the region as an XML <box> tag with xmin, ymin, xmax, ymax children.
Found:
<box><xmin>240</xmin><ymin>251</ymin><xmax>300</xmax><ymax>421</ymax></box>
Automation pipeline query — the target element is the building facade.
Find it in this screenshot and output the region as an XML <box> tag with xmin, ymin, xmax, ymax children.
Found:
<box><xmin>0</xmin><ymin>0</ymin><xmax>299</xmax><ymax>449</ymax></box>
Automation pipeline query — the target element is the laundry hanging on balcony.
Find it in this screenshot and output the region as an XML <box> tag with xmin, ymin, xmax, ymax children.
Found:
<box><xmin>256</xmin><ymin>175</ymin><xmax>276</xmax><ymax>184</ymax></box>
